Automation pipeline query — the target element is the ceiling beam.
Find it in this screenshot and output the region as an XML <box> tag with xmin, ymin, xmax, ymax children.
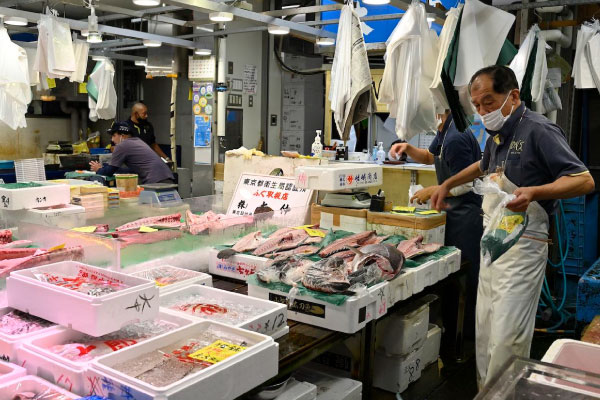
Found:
<box><xmin>304</xmin><ymin>12</ymin><xmax>405</xmax><ymax>26</ymax></box>
<box><xmin>497</xmin><ymin>0</ymin><xmax>595</xmax><ymax>10</ymax></box>
<box><xmin>263</xmin><ymin>4</ymin><xmax>343</xmax><ymax>17</ymax></box>
<box><xmin>62</xmin><ymin>2</ymin><xmax>186</xmax><ymax>26</ymax></box>
<box><xmin>163</xmin><ymin>0</ymin><xmax>336</xmax><ymax>38</ymax></box>
<box><xmin>0</xmin><ymin>6</ymin><xmax>200</xmax><ymax>49</ymax></box>
<box><xmin>179</xmin><ymin>25</ymin><xmax>268</xmax><ymax>38</ymax></box>
<box><xmin>89</xmin><ymin>51</ymin><xmax>146</xmax><ymax>62</ymax></box>
<box><xmin>0</xmin><ymin>0</ymin><xmax>40</xmax><ymax>7</ymax></box>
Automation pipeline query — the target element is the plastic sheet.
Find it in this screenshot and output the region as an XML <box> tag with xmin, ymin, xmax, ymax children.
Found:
<box><xmin>34</xmin><ymin>271</ymin><xmax>129</xmax><ymax>296</ymax></box>
<box><xmin>0</xmin><ymin>310</ymin><xmax>54</xmax><ymax>335</ymax></box>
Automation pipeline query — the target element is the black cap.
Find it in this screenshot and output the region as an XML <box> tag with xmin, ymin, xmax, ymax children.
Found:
<box><xmin>107</xmin><ymin>121</ymin><xmax>134</xmax><ymax>135</ymax></box>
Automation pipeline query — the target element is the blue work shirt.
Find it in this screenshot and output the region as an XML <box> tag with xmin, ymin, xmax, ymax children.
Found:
<box><xmin>480</xmin><ymin>103</ymin><xmax>588</xmax><ymax>215</ymax></box>
<box><xmin>428</xmin><ymin>115</ymin><xmax>482</xmax><ymax>175</ymax></box>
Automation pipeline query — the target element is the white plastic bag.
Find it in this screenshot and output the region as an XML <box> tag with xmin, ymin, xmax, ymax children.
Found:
<box><xmin>408</xmin><ymin>184</ymin><xmax>430</xmax><ymax>209</ymax></box>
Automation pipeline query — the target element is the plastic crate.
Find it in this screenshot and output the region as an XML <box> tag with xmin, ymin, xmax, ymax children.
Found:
<box><xmin>562</xmin><ymin>194</ymin><xmax>599</xmax><ymax>276</ymax></box>
<box><xmin>576</xmin><ymin>260</ymin><xmax>600</xmax><ymax>323</ymax></box>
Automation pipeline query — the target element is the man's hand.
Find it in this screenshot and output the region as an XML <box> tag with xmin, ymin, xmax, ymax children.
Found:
<box><xmin>431</xmin><ymin>184</ymin><xmax>451</xmax><ymax>211</ymax></box>
<box><xmin>506</xmin><ymin>187</ymin><xmax>538</xmax><ymax>212</ymax></box>
<box><xmin>390</xmin><ymin>142</ymin><xmax>409</xmax><ymax>160</ymax></box>
<box><xmin>410</xmin><ymin>185</ymin><xmax>438</xmax><ymax>205</ymax></box>
<box><xmin>89</xmin><ymin>161</ymin><xmax>101</xmax><ymax>172</ymax></box>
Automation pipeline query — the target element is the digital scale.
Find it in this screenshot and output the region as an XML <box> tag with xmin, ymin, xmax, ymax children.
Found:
<box><xmin>138</xmin><ymin>183</ymin><xmax>182</xmax><ymax>207</ymax></box>
<box><xmin>321</xmin><ymin>190</ymin><xmax>372</xmax><ymax>209</ymax></box>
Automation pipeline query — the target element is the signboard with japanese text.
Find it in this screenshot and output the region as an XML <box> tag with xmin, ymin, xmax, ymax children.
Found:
<box><xmin>192</xmin><ymin>82</ymin><xmax>213</xmax><ymax>148</ymax></box>
<box><xmin>226</xmin><ymin>173</ymin><xmax>313</xmax><ymax>217</ymax></box>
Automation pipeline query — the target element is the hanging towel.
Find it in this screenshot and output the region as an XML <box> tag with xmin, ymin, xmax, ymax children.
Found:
<box><xmin>586</xmin><ymin>33</ymin><xmax>600</xmax><ymax>94</ymax></box>
<box><xmin>379</xmin><ymin>0</ymin><xmax>438</xmax><ymax>141</ymax></box>
<box><xmin>510</xmin><ymin>25</ymin><xmax>539</xmax><ymax>88</ymax></box>
<box><xmin>24</xmin><ymin>46</ymin><xmax>40</xmax><ymax>86</ymax></box>
<box><xmin>572</xmin><ymin>23</ymin><xmax>598</xmax><ymax>89</ymax></box>
<box><xmin>330</xmin><ymin>3</ymin><xmax>374</xmax><ymax>140</ymax></box>
<box><xmin>70</xmin><ymin>40</ymin><xmax>89</xmax><ymax>83</ymax></box>
<box><xmin>88</xmin><ymin>60</ymin><xmax>117</xmax><ymax>122</ymax></box>
<box><xmin>0</xmin><ymin>27</ymin><xmax>31</xmax><ymax>130</ymax></box>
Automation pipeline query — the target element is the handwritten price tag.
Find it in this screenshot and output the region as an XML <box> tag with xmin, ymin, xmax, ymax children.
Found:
<box><xmin>416</xmin><ymin>210</ymin><xmax>440</xmax><ymax>215</ymax></box>
<box><xmin>188</xmin><ymin>340</ymin><xmax>246</xmax><ymax>364</ymax></box>
<box><xmin>293</xmin><ymin>225</ymin><xmax>326</xmax><ymax>238</ymax></box>
<box><xmin>392</xmin><ymin>206</ymin><xmax>416</xmax><ymax>213</ymax></box>
<box><xmin>139</xmin><ymin>226</ymin><xmax>158</xmax><ymax>233</ymax></box>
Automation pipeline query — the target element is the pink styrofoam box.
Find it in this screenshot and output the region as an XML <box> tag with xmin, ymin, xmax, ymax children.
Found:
<box><xmin>0</xmin><ymin>375</ymin><xmax>79</xmax><ymax>398</ymax></box>
<box><xmin>159</xmin><ymin>284</ymin><xmax>288</xmax><ymax>338</ymax></box>
<box><xmin>0</xmin><ymin>360</ymin><xmax>26</xmax><ymax>384</ymax></box>
<box><xmin>130</xmin><ymin>265</ymin><xmax>213</xmax><ymax>294</ymax></box>
<box><xmin>6</xmin><ymin>261</ymin><xmax>159</xmax><ymax>337</ymax></box>
<box><xmin>16</xmin><ymin>311</ymin><xmax>196</xmax><ymax>396</ymax></box>
<box><xmin>0</xmin><ymin>306</ymin><xmax>60</xmax><ymax>365</ymax></box>
<box><xmin>85</xmin><ymin>321</ymin><xmax>278</xmax><ymax>400</ymax></box>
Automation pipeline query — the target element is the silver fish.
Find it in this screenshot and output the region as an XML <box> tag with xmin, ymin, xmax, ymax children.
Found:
<box><xmin>302</xmin><ymin>257</ymin><xmax>351</xmax><ymax>294</ymax></box>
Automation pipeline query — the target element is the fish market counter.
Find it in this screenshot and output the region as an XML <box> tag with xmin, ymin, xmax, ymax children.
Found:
<box><xmin>366</xmin><ymin>163</ymin><xmax>438</xmax><ymax>206</ymax></box>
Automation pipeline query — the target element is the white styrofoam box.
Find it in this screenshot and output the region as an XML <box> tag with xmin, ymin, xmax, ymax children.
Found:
<box><xmin>271</xmin><ymin>325</ymin><xmax>290</xmax><ymax>340</ymax></box>
<box><xmin>444</xmin><ymin>248</ymin><xmax>461</xmax><ymax>276</ymax></box>
<box><xmin>0</xmin><ymin>307</ymin><xmax>59</xmax><ymax>364</ymax></box>
<box><xmin>130</xmin><ymin>265</ymin><xmax>213</xmax><ymax>294</ymax></box>
<box><xmin>409</xmin><ymin>259</ymin><xmax>439</xmax><ymax>295</ymax></box>
<box><xmin>421</xmin><ymin>324</ymin><xmax>441</xmax><ymax>367</ymax></box>
<box><xmin>208</xmin><ymin>248</ymin><xmax>271</xmax><ymax>281</ymax></box>
<box><xmin>376</xmin><ymin>304</ymin><xmax>429</xmax><ymax>356</ymax></box>
<box><xmin>386</xmin><ymin>269</ymin><xmax>414</xmax><ymax>306</ymax></box>
<box><xmin>248</xmin><ymin>281</ymin><xmax>389</xmax><ymax>334</ymax></box>
<box><xmin>0</xmin><ymin>360</ymin><xmax>26</xmax><ymax>384</ymax></box>
<box><xmin>17</xmin><ymin>311</ymin><xmax>195</xmax><ymax>396</ymax></box>
<box><xmin>0</xmin><ymin>375</ymin><xmax>79</xmax><ymax>398</ymax></box>
<box><xmin>373</xmin><ymin>347</ymin><xmax>424</xmax><ymax>393</ymax></box>
<box><xmin>267</xmin><ymin>378</ymin><xmax>317</xmax><ymax>400</ymax></box>
<box><xmin>0</xmin><ymin>183</ymin><xmax>70</xmax><ymax>210</ymax></box>
<box><xmin>86</xmin><ymin>321</ymin><xmax>278</xmax><ymax>400</ymax></box>
<box><xmin>160</xmin><ymin>284</ymin><xmax>288</xmax><ymax>338</ymax></box>
<box><xmin>319</xmin><ymin>213</ymin><xmax>367</xmax><ymax>233</ymax></box>
<box><xmin>294</xmin><ymin>364</ymin><xmax>362</xmax><ymax>400</ymax></box>
<box><xmin>295</xmin><ymin>164</ymin><xmax>383</xmax><ymax>191</ymax></box>
<box><xmin>7</xmin><ymin>262</ymin><xmax>159</xmax><ymax>337</ymax></box>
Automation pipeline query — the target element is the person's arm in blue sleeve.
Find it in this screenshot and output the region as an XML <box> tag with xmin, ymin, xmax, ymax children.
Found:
<box><xmin>96</xmin><ymin>164</ymin><xmax>119</xmax><ymax>177</ymax></box>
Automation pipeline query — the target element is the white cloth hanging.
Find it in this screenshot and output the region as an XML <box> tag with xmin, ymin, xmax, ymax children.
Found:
<box><xmin>378</xmin><ymin>0</ymin><xmax>438</xmax><ymax>141</ymax></box>
<box><xmin>585</xmin><ymin>33</ymin><xmax>600</xmax><ymax>94</ymax></box>
<box><xmin>34</xmin><ymin>9</ymin><xmax>76</xmax><ymax>79</ymax></box>
<box><xmin>24</xmin><ymin>46</ymin><xmax>40</xmax><ymax>86</ymax></box>
<box><xmin>70</xmin><ymin>40</ymin><xmax>89</xmax><ymax>83</ymax></box>
<box><xmin>429</xmin><ymin>6</ymin><xmax>462</xmax><ymax>114</ymax></box>
<box><xmin>509</xmin><ymin>25</ymin><xmax>539</xmax><ymax>88</ymax></box>
<box><xmin>509</xmin><ymin>25</ymin><xmax>548</xmax><ymax>108</ymax></box>
<box><xmin>572</xmin><ymin>22</ymin><xmax>599</xmax><ymax>89</ymax></box>
<box><xmin>0</xmin><ymin>27</ymin><xmax>31</xmax><ymax>130</ymax></box>
<box><xmin>531</xmin><ymin>35</ymin><xmax>548</xmax><ymax>104</ymax></box>
<box><xmin>329</xmin><ymin>3</ymin><xmax>373</xmax><ymax>140</ymax></box>
<box><xmin>88</xmin><ymin>60</ymin><xmax>117</xmax><ymax>122</ymax></box>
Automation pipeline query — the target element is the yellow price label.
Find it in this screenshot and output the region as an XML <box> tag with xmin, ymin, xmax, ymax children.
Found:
<box><xmin>139</xmin><ymin>226</ymin><xmax>158</xmax><ymax>233</ymax></box>
<box><xmin>46</xmin><ymin>78</ymin><xmax>56</xmax><ymax>89</ymax></box>
<box><xmin>293</xmin><ymin>225</ymin><xmax>325</xmax><ymax>237</ymax></box>
<box><xmin>392</xmin><ymin>206</ymin><xmax>416</xmax><ymax>213</ymax></box>
<box><xmin>71</xmin><ymin>226</ymin><xmax>98</xmax><ymax>233</ymax></box>
<box><xmin>78</xmin><ymin>82</ymin><xmax>87</xmax><ymax>94</ymax></box>
<box><xmin>499</xmin><ymin>215</ymin><xmax>525</xmax><ymax>234</ymax></box>
<box><xmin>48</xmin><ymin>243</ymin><xmax>65</xmax><ymax>252</ymax></box>
<box><xmin>188</xmin><ymin>340</ymin><xmax>246</xmax><ymax>364</ymax></box>
<box><xmin>416</xmin><ymin>210</ymin><xmax>440</xmax><ymax>215</ymax></box>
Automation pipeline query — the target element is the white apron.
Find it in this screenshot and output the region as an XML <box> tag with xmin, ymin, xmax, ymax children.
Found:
<box><xmin>475</xmin><ymin>174</ymin><xmax>549</xmax><ymax>387</ymax></box>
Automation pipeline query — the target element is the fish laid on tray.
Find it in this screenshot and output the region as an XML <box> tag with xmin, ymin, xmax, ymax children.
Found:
<box><xmin>115</xmin><ymin>213</ymin><xmax>183</xmax><ymax>231</ymax></box>
<box><xmin>185</xmin><ymin>210</ymin><xmax>253</xmax><ymax>235</ymax></box>
<box><xmin>257</xmin><ymin>256</ymin><xmax>312</xmax><ymax>286</ymax></box>
<box><xmin>0</xmin><ymin>246</ymin><xmax>84</xmax><ymax>278</ymax></box>
<box><xmin>397</xmin><ymin>235</ymin><xmax>443</xmax><ymax>259</ymax></box>
<box><xmin>318</xmin><ymin>231</ymin><xmax>379</xmax><ymax>258</ymax></box>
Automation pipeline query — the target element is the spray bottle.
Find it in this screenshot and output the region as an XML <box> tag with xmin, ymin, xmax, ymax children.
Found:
<box><xmin>376</xmin><ymin>142</ymin><xmax>386</xmax><ymax>165</ymax></box>
<box><xmin>311</xmin><ymin>130</ymin><xmax>323</xmax><ymax>158</ymax></box>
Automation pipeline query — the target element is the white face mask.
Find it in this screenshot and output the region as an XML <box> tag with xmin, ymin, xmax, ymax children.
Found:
<box><xmin>479</xmin><ymin>92</ymin><xmax>514</xmax><ymax>131</ymax></box>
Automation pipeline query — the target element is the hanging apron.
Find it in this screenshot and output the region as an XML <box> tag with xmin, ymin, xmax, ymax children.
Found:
<box><xmin>475</xmin><ymin>130</ymin><xmax>550</xmax><ymax>387</ymax></box>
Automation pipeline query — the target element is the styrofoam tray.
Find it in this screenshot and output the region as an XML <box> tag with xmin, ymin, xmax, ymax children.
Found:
<box><xmin>248</xmin><ymin>281</ymin><xmax>389</xmax><ymax>334</ymax></box>
<box><xmin>86</xmin><ymin>321</ymin><xmax>279</xmax><ymax>400</ymax></box>
<box><xmin>208</xmin><ymin>248</ymin><xmax>270</xmax><ymax>281</ymax></box>
<box><xmin>17</xmin><ymin>311</ymin><xmax>196</xmax><ymax>396</ymax></box>
<box><xmin>130</xmin><ymin>265</ymin><xmax>213</xmax><ymax>294</ymax></box>
<box><xmin>373</xmin><ymin>347</ymin><xmax>424</xmax><ymax>393</ymax></box>
<box><xmin>0</xmin><ymin>360</ymin><xmax>26</xmax><ymax>384</ymax></box>
<box><xmin>7</xmin><ymin>262</ymin><xmax>159</xmax><ymax>337</ymax></box>
<box><xmin>0</xmin><ymin>375</ymin><xmax>79</xmax><ymax>398</ymax></box>
<box><xmin>295</xmin><ymin>164</ymin><xmax>383</xmax><ymax>191</ymax></box>
<box><xmin>160</xmin><ymin>284</ymin><xmax>288</xmax><ymax>338</ymax></box>
<box><xmin>0</xmin><ymin>183</ymin><xmax>70</xmax><ymax>210</ymax></box>
<box><xmin>443</xmin><ymin>249</ymin><xmax>461</xmax><ymax>277</ymax></box>
<box><xmin>0</xmin><ymin>307</ymin><xmax>59</xmax><ymax>364</ymax></box>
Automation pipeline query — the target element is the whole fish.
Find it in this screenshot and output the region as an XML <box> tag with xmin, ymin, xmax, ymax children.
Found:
<box><xmin>333</xmin><ymin>236</ymin><xmax>391</xmax><ymax>262</ymax></box>
<box><xmin>119</xmin><ymin>230</ymin><xmax>182</xmax><ymax>248</ymax></box>
<box><xmin>0</xmin><ymin>246</ymin><xmax>84</xmax><ymax>278</ymax></box>
<box><xmin>347</xmin><ymin>244</ymin><xmax>404</xmax><ymax>282</ymax></box>
<box><xmin>186</xmin><ymin>210</ymin><xmax>253</xmax><ymax>235</ymax></box>
<box><xmin>0</xmin><ymin>229</ymin><xmax>12</xmax><ymax>245</ymax></box>
<box><xmin>116</xmin><ymin>213</ymin><xmax>182</xmax><ymax>232</ymax></box>
<box><xmin>269</xmin><ymin>245</ymin><xmax>320</xmax><ymax>260</ymax></box>
<box><xmin>397</xmin><ymin>236</ymin><xmax>443</xmax><ymax>259</ymax></box>
<box><xmin>318</xmin><ymin>231</ymin><xmax>377</xmax><ymax>258</ymax></box>
<box><xmin>217</xmin><ymin>231</ymin><xmax>266</xmax><ymax>259</ymax></box>
<box><xmin>253</xmin><ymin>229</ymin><xmax>309</xmax><ymax>256</ymax></box>
<box><xmin>302</xmin><ymin>257</ymin><xmax>351</xmax><ymax>294</ymax></box>
<box><xmin>0</xmin><ymin>248</ymin><xmax>40</xmax><ymax>261</ymax></box>
<box><xmin>258</xmin><ymin>256</ymin><xmax>313</xmax><ymax>286</ymax></box>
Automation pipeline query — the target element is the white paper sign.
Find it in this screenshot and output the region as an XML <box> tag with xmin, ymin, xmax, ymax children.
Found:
<box><xmin>243</xmin><ymin>64</ymin><xmax>258</xmax><ymax>94</ymax></box>
<box><xmin>227</xmin><ymin>173</ymin><xmax>313</xmax><ymax>216</ymax></box>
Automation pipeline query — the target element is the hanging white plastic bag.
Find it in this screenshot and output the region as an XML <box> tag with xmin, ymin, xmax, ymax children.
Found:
<box><xmin>474</xmin><ymin>176</ymin><xmax>528</xmax><ymax>267</ymax></box>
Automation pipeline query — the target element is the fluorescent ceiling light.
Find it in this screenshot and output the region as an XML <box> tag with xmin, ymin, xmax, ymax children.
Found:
<box><xmin>132</xmin><ymin>0</ymin><xmax>161</xmax><ymax>5</ymax></box>
<box><xmin>92</xmin><ymin>55</ymin><xmax>106</xmax><ymax>61</ymax></box>
<box><xmin>268</xmin><ymin>24</ymin><xmax>290</xmax><ymax>35</ymax></box>
<box><xmin>316</xmin><ymin>37</ymin><xmax>335</xmax><ymax>46</ymax></box>
<box><xmin>194</xmin><ymin>48</ymin><xmax>212</xmax><ymax>55</ymax></box>
<box><xmin>363</xmin><ymin>0</ymin><xmax>390</xmax><ymax>4</ymax></box>
<box><xmin>80</xmin><ymin>29</ymin><xmax>89</xmax><ymax>37</ymax></box>
<box><xmin>4</xmin><ymin>17</ymin><xmax>27</xmax><ymax>26</ymax></box>
<box><xmin>87</xmin><ymin>32</ymin><xmax>103</xmax><ymax>43</ymax></box>
<box><xmin>143</xmin><ymin>39</ymin><xmax>162</xmax><ymax>47</ymax></box>
<box><xmin>282</xmin><ymin>4</ymin><xmax>300</xmax><ymax>9</ymax></box>
<box><xmin>209</xmin><ymin>12</ymin><xmax>234</xmax><ymax>22</ymax></box>
<box><xmin>135</xmin><ymin>60</ymin><xmax>147</xmax><ymax>66</ymax></box>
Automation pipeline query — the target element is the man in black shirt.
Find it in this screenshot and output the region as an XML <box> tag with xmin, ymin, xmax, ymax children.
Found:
<box><xmin>127</xmin><ymin>102</ymin><xmax>170</xmax><ymax>161</ymax></box>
